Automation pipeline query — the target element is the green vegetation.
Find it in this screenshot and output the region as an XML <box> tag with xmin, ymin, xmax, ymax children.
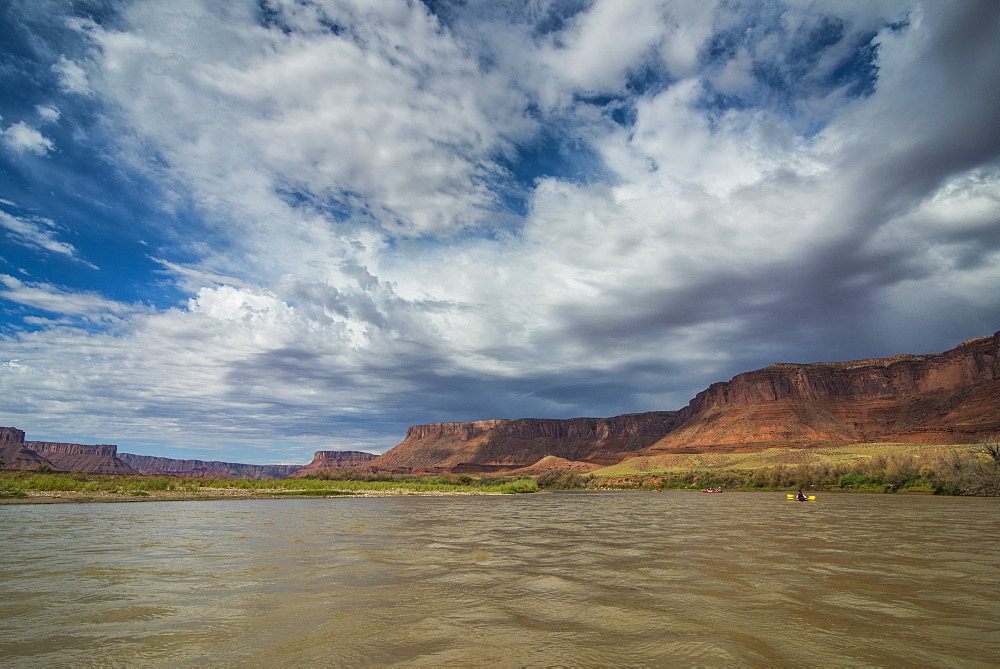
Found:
<box><xmin>3</xmin><ymin>438</ymin><xmax>997</xmax><ymax>500</ymax></box>
<box><xmin>593</xmin><ymin>442</ymin><xmax>964</xmax><ymax>475</ymax></box>
<box><xmin>588</xmin><ymin>440</ymin><xmax>1000</xmax><ymax>496</ymax></box>
<box><xmin>534</xmin><ymin>470</ymin><xmax>592</xmax><ymax>489</ymax></box>
<box><xmin>263</xmin><ymin>489</ymin><xmax>358</xmax><ymax>496</ymax></box>
<box><xmin>0</xmin><ymin>470</ymin><xmax>544</xmax><ymax>498</ymax></box>
<box><xmin>498</xmin><ymin>479</ymin><xmax>539</xmax><ymax>494</ymax></box>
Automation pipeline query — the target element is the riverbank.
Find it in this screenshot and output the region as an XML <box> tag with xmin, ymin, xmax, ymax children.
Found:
<box><xmin>0</xmin><ymin>470</ymin><xmax>540</xmax><ymax>504</ymax></box>
<box><xmin>0</xmin><ymin>487</ymin><xmax>507</xmax><ymax>504</ymax></box>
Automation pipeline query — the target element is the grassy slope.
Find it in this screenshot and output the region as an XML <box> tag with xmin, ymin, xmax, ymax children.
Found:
<box><xmin>591</xmin><ymin>442</ymin><xmax>969</xmax><ymax>477</ymax></box>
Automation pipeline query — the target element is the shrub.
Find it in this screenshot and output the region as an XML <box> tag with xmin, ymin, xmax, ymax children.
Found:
<box><xmin>535</xmin><ymin>470</ymin><xmax>591</xmax><ymax>489</ymax></box>
<box><xmin>918</xmin><ymin>448</ymin><xmax>1000</xmax><ymax>496</ymax></box>
<box><xmin>499</xmin><ymin>479</ymin><xmax>539</xmax><ymax>494</ymax></box>
<box><xmin>838</xmin><ymin>472</ymin><xmax>872</xmax><ymax>489</ymax></box>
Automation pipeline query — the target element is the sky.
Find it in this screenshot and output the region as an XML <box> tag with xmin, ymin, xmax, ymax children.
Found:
<box><xmin>0</xmin><ymin>0</ymin><xmax>998</xmax><ymax>465</ymax></box>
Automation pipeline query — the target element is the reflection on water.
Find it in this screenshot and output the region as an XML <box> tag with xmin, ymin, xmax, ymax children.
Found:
<box><xmin>2</xmin><ymin>492</ymin><xmax>998</xmax><ymax>666</ymax></box>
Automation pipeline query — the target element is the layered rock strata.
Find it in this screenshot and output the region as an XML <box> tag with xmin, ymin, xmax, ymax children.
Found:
<box><xmin>639</xmin><ymin>331</ymin><xmax>999</xmax><ymax>453</ymax></box>
<box><xmin>289</xmin><ymin>450</ymin><xmax>379</xmax><ymax>478</ymax></box>
<box><xmin>117</xmin><ymin>454</ymin><xmax>304</xmax><ymax>479</ymax></box>
<box><xmin>0</xmin><ymin>427</ymin><xmax>55</xmax><ymax>470</ymax></box>
<box><xmin>372</xmin><ymin>332</ymin><xmax>1000</xmax><ymax>473</ymax></box>
<box><xmin>26</xmin><ymin>442</ymin><xmax>137</xmax><ymax>474</ymax></box>
<box><xmin>367</xmin><ymin>412</ymin><xmax>683</xmax><ymax>474</ymax></box>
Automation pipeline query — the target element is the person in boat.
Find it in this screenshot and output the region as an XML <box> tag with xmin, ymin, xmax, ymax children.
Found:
<box><xmin>795</xmin><ymin>490</ymin><xmax>807</xmax><ymax>501</ymax></box>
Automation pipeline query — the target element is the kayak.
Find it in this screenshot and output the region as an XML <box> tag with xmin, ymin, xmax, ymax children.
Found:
<box><xmin>701</xmin><ymin>488</ymin><xmax>723</xmax><ymax>493</ymax></box>
<box><xmin>786</xmin><ymin>494</ymin><xmax>817</xmax><ymax>501</ymax></box>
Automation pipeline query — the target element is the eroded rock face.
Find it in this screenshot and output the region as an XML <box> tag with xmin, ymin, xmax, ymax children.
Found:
<box><xmin>289</xmin><ymin>450</ymin><xmax>379</xmax><ymax>478</ymax></box>
<box><xmin>118</xmin><ymin>454</ymin><xmax>304</xmax><ymax>479</ymax></box>
<box><xmin>0</xmin><ymin>427</ymin><xmax>26</xmax><ymax>444</ymax></box>
<box><xmin>640</xmin><ymin>331</ymin><xmax>1000</xmax><ymax>453</ymax></box>
<box><xmin>0</xmin><ymin>429</ymin><xmax>305</xmax><ymax>477</ymax></box>
<box><xmin>26</xmin><ymin>442</ymin><xmax>136</xmax><ymax>475</ymax></box>
<box><xmin>371</xmin><ymin>332</ymin><xmax>1000</xmax><ymax>472</ymax></box>
<box><xmin>368</xmin><ymin>412</ymin><xmax>684</xmax><ymax>473</ymax></box>
<box><xmin>680</xmin><ymin>334</ymin><xmax>998</xmax><ymax>411</ymax></box>
<box><xmin>0</xmin><ymin>427</ymin><xmax>55</xmax><ymax>470</ymax></box>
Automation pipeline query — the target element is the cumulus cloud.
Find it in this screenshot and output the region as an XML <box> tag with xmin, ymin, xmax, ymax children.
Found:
<box><xmin>52</xmin><ymin>56</ymin><xmax>89</xmax><ymax>94</ymax></box>
<box><xmin>36</xmin><ymin>105</ymin><xmax>61</xmax><ymax>123</ymax></box>
<box><xmin>77</xmin><ymin>0</ymin><xmax>535</xmax><ymax>241</ymax></box>
<box><xmin>1</xmin><ymin>121</ymin><xmax>54</xmax><ymax>155</ymax></box>
<box><xmin>0</xmin><ymin>0</ymin><xmax>998</xmax><ymax>461</ymax></box>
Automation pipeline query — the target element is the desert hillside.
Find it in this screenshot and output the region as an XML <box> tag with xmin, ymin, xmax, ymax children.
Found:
<box><xmin>370</xmin><ymin>331</ymin><xmax>999</xmax><ymax>474</ymax></box>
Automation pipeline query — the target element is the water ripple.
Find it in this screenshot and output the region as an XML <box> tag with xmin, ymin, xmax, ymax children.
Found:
<box><xmin>2</xmin><ymin>492</ymin><xmax>998</xmax><ymax>666</ymax></box>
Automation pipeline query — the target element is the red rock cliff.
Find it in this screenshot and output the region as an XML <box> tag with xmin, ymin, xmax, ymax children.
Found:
<box><xmin>371</xmin><ymin>332</ymin><xmax>1000</xmax><ymax>472</ymax></box>
<box><xmin>0</xmin><ymin>427</ymin><xmax>55</xmax><ymax>470</ymax></box>
<box><xmin>1</xmin><ymin>427</ymin><xmax>26</xmax><ymax>444</ymax></box>
<box><xmin>640</xmin><ymin>331</ymin><xmax>1000</xmax><ymax>452</ymax></box>
<box><xmin>289</xmin><ymin>450</ymin><xmax>379</xmax><ymax>478</ymax></box>
<box><xmin>26</xmin><ymin>442</ymin><xmax>137</xmax><ymax>474</ymax></box>
<box><xmin>369</xmin><ymin>412</ymin><xmax>684</xmax><ymax>473</ymax></box>
<box><xmin>118</xmin><ymin>454</ymin><xmax>305</xmax><ymax>479</ymax></box>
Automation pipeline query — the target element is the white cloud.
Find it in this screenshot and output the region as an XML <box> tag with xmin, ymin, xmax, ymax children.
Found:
<box><xmin>82</xmin><ymin>0</ymin><xmax>534</xmax><ymax>241</ymax></box>
<box><xmin>1</xmin><ymin>0</ymin><xmax>998</xmax><ymax>461</ymax></box>
<box><xmin>52</xmin><ymin>56</ymin><xmax>89</xmax><ymax>94</ymax></box>
<box><xmin>36</xmin><ymin>105</ymin><xmax>61</xmax><ymax>123</ymax></box>
<box><xmin>1</xmin><ymin>121</ymin><xmax>54</xmax><ymax>155</ymax></box>
<box><xmin>0</xmin><ymin>275</ymin><xmax>131</xmax><ymax>318</ymax></box>
<box><xmin>0</xmin><ymin>208</ymin><xmax>97</xmax><ymax>267</ymax></box>
<box><xmin>659</xmin><ymin>2</ymin><xmax>719</xmax><ymax>78</ymax></box>
<box><xmin>537</xmin><ymin>0</ymin><xmax>668</xmax><ymax>99</ymax></box>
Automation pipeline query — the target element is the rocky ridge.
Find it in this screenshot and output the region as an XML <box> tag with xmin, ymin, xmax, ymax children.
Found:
<box><xmin>0</xmin><ymin>428</ymin><xmax>372</xmax><ymax>479</ymax></box>
<box><xmin>289</xmin><ymin>450</ymin><xmax>380</xmax><ymax>478</ymax></box>
<box><xmin>118</xmin><ymin>453</ymin><xmax>304</xmax><ymax>479</ymax></box>
<box><xmin>26</xmin><ymin>442</ymin><xmax>136</xmax><ymax>475</ymax></box>
<box><xmin>372</xmin><ymin>331</ymin><xmax>1000</xmax><ymax>473</ymax></box>
<box><xmin>367</xmin><ymin>412</ymin><xmax>683</xmax><ymax>474</ymax></box>
<box><xmin>637</xmin><ymin>331</ymin><xmax>999</xmax><ymax>454</ymax></box>
<box><xmin>0</xmin><ymin>427</ymin><xmax>54</xmax><ymax>471</ymax></box>
<box><xmin>0</xmin><ymin>429</ymin><xmax>380</xmax><ymax>478</ymax></box>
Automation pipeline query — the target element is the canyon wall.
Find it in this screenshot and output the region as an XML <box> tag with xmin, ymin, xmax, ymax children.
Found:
<box><xmin>1</xmin><ymin>427</ymin><xmax>26</xmax><ymax>444</ymax></box>
<box><xmin>118</xmin><ymin>454</ymin><xmax>304</xmax><ymax>479</ymax></box>
<box><xmin>639</xmin><ymin>331</ymin><xmax>999</xmax><ymax>453</ymax></box>
<box><xmin>26</xmin><ymin>442</ymin><xmax>136</xmax><ymax>475</ymax></box>
<box><xmin>0</xmin><ymin>427</ymin><xmax>369</xmax><ymax>479</ymax></box>
<box><xmin>368</xmin><ymin>412</ymin><xmax>684</xmax><ymax>473</ymax></box>
<box><xmin>289</xmin><ymin>450</ymin><xmax>380</xmax><ymax>478</ymax></box>
<box><xmin>372</xmin><ymin>332</ymin><xmax>1000</xmax><ymax>473</ymax></box>
<box><xmin>0</xmin><ymin>427</ymin><xmax>55</xmax><ymax>470</ymax></box>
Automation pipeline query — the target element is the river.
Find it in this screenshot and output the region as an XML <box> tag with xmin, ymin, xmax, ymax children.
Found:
<box><xmin>1</xmin><ymin>491</ymin><xmax>998</xmax><ymax>666</ymax></box>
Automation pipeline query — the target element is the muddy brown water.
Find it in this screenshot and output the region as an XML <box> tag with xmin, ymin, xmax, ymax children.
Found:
<box><xmin>1</xmin><ymin>491</ymin><xmax>998</xmax><ymax>666</ymax></box>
